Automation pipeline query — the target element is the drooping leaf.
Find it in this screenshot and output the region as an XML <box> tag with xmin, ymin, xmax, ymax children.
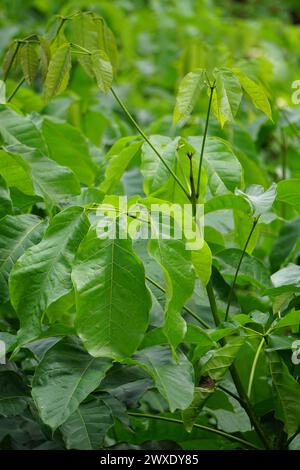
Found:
<box><xmin>191</xmin><ymin>241</ymin><xmax>212</xmax><ymax>286</ymax></box>
<box><xmin>0</xmin><ymin>214</ymin><xmax>46</xmax><ymax>303</ymax></box>
<box><xmin>20</xmin><ymin>42</ymin><xmax>39</xmax><ymax>85</ymax></box>
<box><xmin>91</xmin><ymin>50</ymin><xmax>113</xmax><ymax>93</ymax></box>
<box><xmin>233</xmin><ymin>68</ymin><xmax>272</xmax><ymax>120</ymax></box>
<box><xmin>0</xmin><ymin>175</ymin><xmax>12</xmax><ymax>218</ymax></box>
<box><xmin>133</xmin><ymin>345</ymin><xmax>194</xmax><ymax>412</ymax></box>
<box><xmin>60</xmin><ymin>398</ymin><xmax>113</xmax><ymax>450</ymax></box>
<box><xmin>212</xmin><ymin>68</ymin><xmax>243</xmax><ymax>127</ymax></box>
<box><xmin>268</xmin><ymin>351</ymin><xmax>300</xmax><ymax>437</ymax></box>
<box><xmin>9</xmin><ymin>207</ymin><xmax>89</xmax><ymax>344</ymax></box>
<box><xmin>0</xmin><ymin>149</ymin><xmax>34</xmax><ymax>195</ymax></box>
<box><xmin>72</xmin><ymin>226</ymin><xmax>151</xmax><ymax>359</ymax></box>
<box><xmin>235</xmin><ymin>183</ymin><xmax>276</xmax><ymax>218</ymax></box>
<box><xmin>173</xmin><ymin>69</ymin><xmax>206</xmax><ymax>124</ymax></box>
<box><xmin>44</xmin><ymin>44</ymin><xmax>71</xmax><ymax>100</ymax></box>
<box><xmin>32</xmin><ymin>336</ymin><xmax>112</xmax><ymax>430</ymax></box>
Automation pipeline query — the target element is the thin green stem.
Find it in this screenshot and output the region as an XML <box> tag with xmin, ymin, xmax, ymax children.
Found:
<box><xmin>145</xmin><ymin>275</ymin><xmax>210</xmax><ymax>329</ymax></box>
<box><xmin>3</xmin><ymin>41</ymin><xmax>21</xmax><ymax>82</ymax></box>
<box><xmin>225</xmin><ymin>218</ymin><xmax>259</xmax><ymax>321</ymax></box>
<box><xmin>111</xmin><ymin>87</ymin><xmax>190</xmax><ymax>201</ymax></box>
<box><xmin>247</xmin><ymin>335</ymin><xmax>266</xmax><ymax>398</ymax></box>
<box><xmin>196</xmin><ymin>84</ymin><xmax>215</xmax><ymax>198</ymax></box>
<box><xmin>128</xmin><ymin>412</ymin><xmax>262</xmax><ymax>450</ymax></box>
<box><xmin>7</xmin><ymin>77</ymin><xmax>25</xmax><ymax>102</ymax></box>
<box><xmin>188</xmin><ymin>152</ymin><xmax>197</xmax><ymax>217</ymax></box>
<box><xmin>206</xmin><ymin>280</ymin><xmax>220</xmax><ymax>327</ymax></box>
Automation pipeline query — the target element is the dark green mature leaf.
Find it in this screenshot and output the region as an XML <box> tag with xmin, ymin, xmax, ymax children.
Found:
<box><xmin>44</xmin><ymin>44</ymin><xmax>71</xmax><ymax>100</ymax></box>
<box><xmin>20</xmin><ymin>42</ymin><xmax>39</xmax><ymax>85</ymax></box>
<box><xmin>189</xmin><ymin>137</ymin><xmax>242</xmax><ymax>195</ymax></box>
<box><xmin>269</xmin><ymin>352</ymin><xmax>300</xmax><ymax>437</ymax></box>
<box><xmin>72</xmin><ymin>226</ymin><xmax>151</xmax><ymax>359</ymax></box>
<box><xmin>0</xmin><ymin>372</ymin><xmax>29</xmax><ymax>417</ymax></box>
<box><xmin>270</xmin><ymin>218</ymin><xmax>300</xmax><ymax>271</ymax></box>
<box><xmin>133</xmin><ymin>345</ymin><xmax>194</xmax><ymax>412</ymax></box>
<box><xmin>60</xmin><ymin>398</ymin><xmax>113</xmax><ymax>449</ymax></box>
<box><xmin>9</xmin><ymin>207</ymin><xmax>89</xmax><ymax>344</ymax></box>
<box><xmin>214</xmin><ymin>248</ymin><xmax>271</xmax><ymax>290</ymax></box>
<box><xmin>0</xmin><ymin>175</ymin><xmax>12</xmax><ymax>218</ymax></box>
<box><xmin>173</xmin><ymin>69</ymin><xmax>206</xmax><ymax>124</ymax></box>
<box><xmin>42</xmin><ymin>119</ymin><xmax>97</xmax><ymax>185</ymax></box>
<box><xmin>32</xmin><ymin>337</ymin><xmax>112</xmax><ymax>430</ymax></box>
<box><xmin>0</xmin><ymin>104</ymin><xmax>47</xmax><ymax>153</ymax></box>
<box><xmin>0</xmin><ymin>214</ymin><xmax>46</xmax><ymax>303</ymax></box>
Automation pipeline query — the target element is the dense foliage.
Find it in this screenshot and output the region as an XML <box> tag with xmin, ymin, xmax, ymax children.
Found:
<box><xmin>0</xmin><ymin>0</ymin><xmax>300</xmax><ymax>451</ymax></box>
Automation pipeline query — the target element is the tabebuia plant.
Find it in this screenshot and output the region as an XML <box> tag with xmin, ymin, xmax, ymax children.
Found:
<box><xmin>0</xmin><ymin>11</ymin><xmax>299</xmax><ymax>451</ymax></box>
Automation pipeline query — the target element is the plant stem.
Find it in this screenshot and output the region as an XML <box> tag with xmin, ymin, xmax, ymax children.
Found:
<box><xmin>128</xmin><ymin>412</ymin><xmax>262</xmax><ymax>449</ymax></box>
<box><xmin>7</xmin><ymin>77</ymin><xmax>25</xmax><ymax>102</ymax></box>
<box><xmin>247</xmin><ymin>335</ymin><xmax>267</xmax><ymax>398</ymax></box>
<box><xmin>3</xmin><ymin>41</ymin><xmax>21</xmax><ymax>82</ymax></box>
<box><xmin>145</xmin><ymin>275</ymin><xmax>209</xmax><ymax>328</ymax></box>
<box><xmin>196</xmin><ymin>84</ymin><xmax>215</xmax><ymax>198</ymax></box>
<box><xmin>206</xmin><ymin>280</ymin><xmax>272</xmax><ymax>449</ymax></box>
<box><xmin>224</xmin><ymin>217</ymin><xmax>259</xmax><ymax>321</ymax></box>
<box><xmin>111</xmin><ymin>87</ymin><xmax>190</xmax><ymax>201</ymax></box>
<box><xmin>188</xmin><ymin>152</ymin><xmax>197</xmax><ymax>217</ymax></box>
<box><xmin>206</xmin><ymin>280</ymin><xmax>220</xmax><ymax>327</ymax></box>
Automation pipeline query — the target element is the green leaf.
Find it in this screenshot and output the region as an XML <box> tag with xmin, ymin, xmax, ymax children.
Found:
<box><xmin>91</xmin><ymin>50</ymin><xmax>113</xmax><ymax>93</ymax></box>
<box><xmin>235</xmin><ymin>183</ymin><xmax>276</xmax><ymax>218</ymax></box>
<box><xmin>0</xmin><ymin>214</ymin><xmax>46</xmax><ymax>303</ymax></box>
<box><xmin>100</xmin><ymin>141</ymin><xmax>142</xmax><ymax>193</ymax></box>
<box><xmin>189</xmin><ymin>137</ymin><xmax>242</xmax><ymax>195</ymax></box>
<box><xmin>268</xmin><ymin>351</ymin><xmax>300</xmax><ymax>437</ymax></box>
<box><xmin>3</xmin><ymin>41</ymin><xmax>19</xmax><ymax>80</ymax></box>
<box><xmin>60</xmin><ymin>398</ymin><xmax>113</xmax><ymax>449</ymax></box>
<box><xmin>212</xmin><ymin>68</ymin><xmax>242</xmax><ymax>127</ymax></box>
<box><xmin>44</xmin><ymin>44</ymin><xmax>71</xmax><ymax>101</ymax></box>
<box><xmin>20</xmin><ymin>42</ymin><xmax>39</xmax><ymax>85</ymax></box>
<box><xmin>0</xmin><ymin>175</ymin><xmax>12</xmax><ymax>218</ymax></box>
<box><xmin>9</xmin><ymin>207</ymin><xmax>89</xmax><ymax>344</ymax></box>
<box><xmin>42</xmin><ymin>119</ymin><xmax>97</xmax><ymax>186</ymax></box>
<box><xmin>10</xmin><ymin>147</ymin><xmax>81</xmax><ymax>205</ymax></box>
<box><xmin>0</xmin><ymin>149</ymin><xmax>34</xmax><ymax>195</ymax></box>
<box><xmin>271</xmin><ymin>310</ymin><xmax>300</xmax><ymax>331</ymax></box>
<box><xmin>148</xmin><ymin>223</ymin><xmax>195</xmax><ymax>350</ymax></box>
<box><xmin>183</xmin><ymin>337</ymin><xmax>245</xmax><ymax>431</ymax></box>
<box><xmin>233</xmin><ymin>68</ymin><xmax>272</xmax><ymax>120</ymax></box>
<box><xmin>0</xmin><ymin>372</ymin><xmax>29</xmax><ymax>417</ymax></box>
<box><xmin>271</xmin><ymin>264</ymin><xmax>300</xmax><ymax>289</ymax></box>
<box><xmin>214</xmin><ymin>248</ymin><xmax>271</xmax><ymax>290</ymax></box>
<box><xmin>191</xmin><ymin>241</ymin><xmax>212</xmax><ymax>286</ymax></box>
<box><xmin>32</xmin><ymin>336</ymin><xmax>112</xmax><ymax>430</ymax></box>
<box><xmin>270</xmin><ymin>218</ymin><xmax>300</xmax><ymax>271</ymax></box>
<box><xmin>72</xmin><ymin>226</ymin><xmax>151</xmax><ymax>359</ymax></box>
<box><xmin>133</xmin><ymin>345</ymin><xmax>194</xmax><ymax>412</ymax></box>
<box><xmin>0</xmin><ymin>104</ymin><xmax>48</xmax><ymax>153</ymax></box>
<box><xmin>276</xmin><ymin>179</ymin><xmax>300</xmax><ymax>211</ymax></box>
<box><xmin>204</xmin><ymin>193</ymin><xmax>252</xmax><ymax>215</ymax></box>
<box><xmin>173</xmin><ymin>69</ymin><xmax>206</xmax><ymax>124</ymax></box>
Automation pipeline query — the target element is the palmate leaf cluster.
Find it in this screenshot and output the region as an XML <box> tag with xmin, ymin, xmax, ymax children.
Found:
<box><xmin>0</xmin><ymin>5</ymin><xmax>299</xmax><ymax>451</ymax></box>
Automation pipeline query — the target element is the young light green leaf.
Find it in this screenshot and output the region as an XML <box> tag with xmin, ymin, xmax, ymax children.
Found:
<box><xmin>235</xmin><ymin>183</ymin><xmax>276</xmax><ymax>218</ymax></box>
<box><xmin>44</xmin><ymin>44</ymin><xmax>71</xmax><ymax>100</ymax></box>
<box><xmin>91</xmin><ymin>50</ymin><xmax>113</xmax><ymax>93</ymax></box>
<box><xmin>173</xmin><ymin>69</ymin><xmax>206</xmax><ymax>124</ymax></box>
<box><xmin>204</xmin><ymin>193</ymin><xmax>252</xmax><ymax>215</ymax></box>
<box><xmin>20</xmin><ymin>42</ymin><xmax>39</xmax><ymax>84</ymax></box>
<box><xmin>9</xmin><ymin>207</ymin><xmax>89</xmax><ymax>344</ymax></box>
<box><xmin>191</xmin><ymin>241</ymin><xmax>212</xmax><ymax>286</ymax></box>
<box><xmin>32</xmin><ymin>336</ymin><xmax>112</xmax><ymax>430</ymax></box>
<box><xmin>233</xmin><ymin>68</ymin><xmax>272</xmax><ymax>120</ymax></box>
<box><xmin>213</xmin><ymin>68</ymin><xmax>242</xmax><ymax>127</ymax></box>
<box><xmin>271</xmin><ymin>264</ymin><xmax>300</xmax><ymax>289</ymax></box>
<box><xmin>0</xmin><ymin>149</ymin><xmax>34</xmax><ymax>195</ymax></box>
<box><xmin>72</xmin><ymin>226</ymin><xmax>151</xmax><ymax>359</ymax></box>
